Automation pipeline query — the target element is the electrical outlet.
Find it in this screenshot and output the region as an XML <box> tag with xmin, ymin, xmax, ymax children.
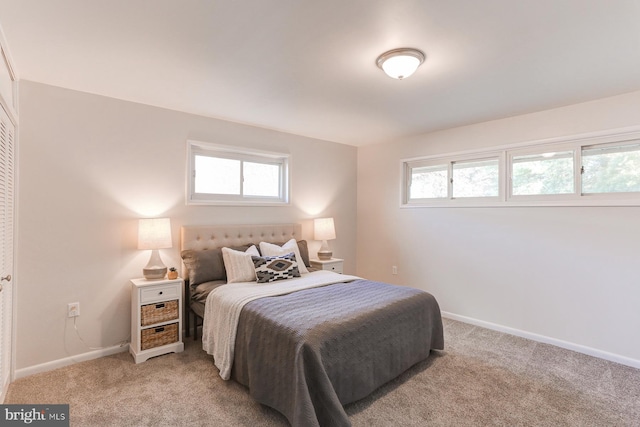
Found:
<box><xmin>68</xmin><ymin>302</ymin><xmax>80</xmax><ymax>318</ymax></box>
<box><xmin>392</xmin><ymin>266</ymin><xmax>398</xmax><ymax>275</ymax></box>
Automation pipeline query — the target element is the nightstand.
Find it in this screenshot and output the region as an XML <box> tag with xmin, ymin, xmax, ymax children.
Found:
<box><xmin>130</xmin><ymin>277</ymin><xmax>184</xmax><ymax>363</ymax></box>
<box><xmin>310</xmin><ymin>258</ymin><xmax>344</xmax><ymax>274</ymax></box>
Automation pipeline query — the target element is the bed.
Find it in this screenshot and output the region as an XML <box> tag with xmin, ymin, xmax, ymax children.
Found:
<box><xmin>181</xmin><ymin>223</ymin><xmax>444</xmax><ymax>427</ymax></box>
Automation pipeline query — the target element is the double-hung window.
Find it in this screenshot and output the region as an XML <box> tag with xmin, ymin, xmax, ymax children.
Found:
<box><xmin>187</xmin><ymin>141</ymin><xmax>290</xmax><ymax>205</ymax></box>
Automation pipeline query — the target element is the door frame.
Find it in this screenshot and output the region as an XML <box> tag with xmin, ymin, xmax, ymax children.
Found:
<box><xmin>0</xmin><ymin>35</ymin><xmax>18</xmax><ymax>403</ymax></box>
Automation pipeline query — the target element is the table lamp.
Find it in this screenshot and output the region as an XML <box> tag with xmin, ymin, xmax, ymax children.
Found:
<box><xmin>138</xmin><ymin>218</ymin><xmax>172</xmax><ymax>279</ymax></box>
<box><xmin>314</xmin><ymin>217</ymin><xmax>336</xmax><ymax>260</ymax></box>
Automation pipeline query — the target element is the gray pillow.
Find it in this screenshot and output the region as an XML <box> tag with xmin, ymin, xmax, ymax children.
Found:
<box><xmin>181</xmin><ymin>248</ymin><xmax>226</xmax><ymax>286</ymax></box>
<box><xmin>296</xmin><ymin>240</ymin><xmax>311</xmax><ymax>268</ymax></box>
<box><xmin>181</xmin><ymin>244</ymin><xmax>252</xmax><ymax>285</ymax></box>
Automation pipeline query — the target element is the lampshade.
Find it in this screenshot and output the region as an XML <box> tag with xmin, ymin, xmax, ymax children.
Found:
<box><xmin>314</xmin><ymin>218</ymin><xmax>336</xmax><ymax>260</ymax></box>
<box><xmin>314</xmin><ymin>218</ymin><xmax>336</xmax><ymax>241</ymax></box>
<box><xmin>138</xmin><ymin>218</ymin><xmax>172</xmax><ymax>250</ymax></box>
<box><xmin>376</xmin><ymin>48</ymin><xmax>425</xmax><ymax>80</ymax></box>
<box><xmin>138</xmin><ymin>218</ymin><xmax>172</xmax><ymax>280</ymax></box>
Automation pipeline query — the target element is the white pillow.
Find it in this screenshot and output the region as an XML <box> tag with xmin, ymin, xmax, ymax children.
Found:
<box><xmin>259</xmin><ymin>239</ymin><xmax>309</xmax><ymax>274</ymax></box>
<box><xmin>222</xmin><ymin>246</ymin><xmax>258</xmax><ymax>283</ymax></box>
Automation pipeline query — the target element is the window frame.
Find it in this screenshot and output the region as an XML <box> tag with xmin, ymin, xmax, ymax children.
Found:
<box><xmin>187</xmin><ymin>140</ymin><xmax>290</xmax><ymax>206</ymax></box>
<box><xmin>401</xmin><ymin>127</ymin><xmax>640</xmax><ymax>208</ymax></box>
<box><xmin>506</xmin><ymin>143</ymin><xmax>580</xmax><ymax>202</ymax></box>
<box><xmin>451</xmin><ymin>155</ymin><xmax>503</xmax><ymax>201</ymax></box>
<box><xmin>403</xmin><ymin>151</ymin><xmax>504</xmax><ymax>205</ymax></box>
<box><xmin>580</xmin><ymin>139</ymin><xmax>640</xmax><ymax>199</ymax></box>
<box><xmin>403</xmin><ymin>159</ymin><xmax>449</xmax><ymax>204</ymax></box>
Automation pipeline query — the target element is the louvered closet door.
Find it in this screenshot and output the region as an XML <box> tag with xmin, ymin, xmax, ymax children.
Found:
<box><xmin>0</xmin><ymin>104</ymin><xmax>14</xmax><ymax>402</ymax></box>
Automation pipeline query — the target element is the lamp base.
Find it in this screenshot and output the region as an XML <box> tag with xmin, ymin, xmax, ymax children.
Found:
<box><xmin>143</xmin><ymin>267</ymin><xmax>167</xmax><ymax>280</ymax></box>
<box><xmin>317</xmin><ymin>239</ymin><xmax>333</xmax><ymax>260</ymax></box>
<box><xmin>143</xmin><ymin>249</ymin><xmax>167</xmax><ymax>280</ymax></box>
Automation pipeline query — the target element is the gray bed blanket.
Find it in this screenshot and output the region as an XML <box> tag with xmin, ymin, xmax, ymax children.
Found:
<box><xmin>232</xmin><ymin>279</ymin><xmax>444</xmax><ymax>427</ymax></box>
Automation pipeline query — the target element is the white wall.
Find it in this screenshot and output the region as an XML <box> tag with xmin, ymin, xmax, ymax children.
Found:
<box><xmin>357</xmin><ymin>90</ymin><xmax>640</xmax><ymax>365</ymax></box>
<box><xmin>17</xmin><ymin>79</ymin><xmax>640</xmax><ymax>372</ymax></box>
<box><xmin>16</xmin><ymin>81</ymin><xmax>357</xmax><ymax>371</ymax></box>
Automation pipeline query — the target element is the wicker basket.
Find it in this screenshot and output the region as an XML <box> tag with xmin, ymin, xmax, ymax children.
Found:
<box><xmin>141</xmin><ymin>300</ymin><xmax>178</xmax><ymax>327</ymax></box>
<box><xmin>141</xmin><ymin>323</ymin><xmax>178</xmax><ymax>350</ymax></box>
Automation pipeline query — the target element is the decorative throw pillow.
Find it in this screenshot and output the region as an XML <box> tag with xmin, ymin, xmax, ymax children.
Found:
<box><xmin>222</xmin><ymin>246</ymin><xmax>260</xmax><ymax>283</ymax></box>
<box><xmin>259</xmin><ymin>239</ymin><xmax>310</xmax><ymax>274</ymax></box>
<box><xmin>252</xmin><ymin>252</ymin><xmax>301</xmax><ymax>283</ymax></box>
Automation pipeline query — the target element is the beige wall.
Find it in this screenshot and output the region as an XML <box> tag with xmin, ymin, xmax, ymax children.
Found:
<box><xmin>357</xmin><ymin>90</ymin><xmax>640</xmax><ymax>365</ymax></box>
<box><xmin>16</xmin><ymin>79</ymin><xmax>640</xmax><ymax>372</ymax></box>
<box><xmin>16</xmin><ymin>81</ymin><xmax>357</xmax><ymax>370</ymax></box>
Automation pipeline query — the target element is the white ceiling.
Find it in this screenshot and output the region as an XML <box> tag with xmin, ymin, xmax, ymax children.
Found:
<box><xmin>1</xmin><ymin>1</ymin><xmax>640</xmax><ymax>146</ymax></box>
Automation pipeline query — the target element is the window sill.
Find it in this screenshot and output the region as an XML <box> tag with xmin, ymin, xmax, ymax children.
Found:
<box><xmin>401</xmin><ymin>196</ymin><xmax>640</xmax><ymax>208</ymax></box>
<box><xmin>187</xmin><ymin>199</ymin><xmax>290</xmax><ymax>207</ymax></box>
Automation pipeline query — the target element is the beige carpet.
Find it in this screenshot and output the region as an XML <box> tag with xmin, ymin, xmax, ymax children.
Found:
<box><xmin>6</xmin><ymin>318</ymin><xmax>640</xmax><ymax>426</ymax></box>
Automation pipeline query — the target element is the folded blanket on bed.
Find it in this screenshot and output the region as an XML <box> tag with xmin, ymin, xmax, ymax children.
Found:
<box><xmin>202</xmin><ymin>270</ymin><xmax>361</xmax><ymax>379</ymax></box>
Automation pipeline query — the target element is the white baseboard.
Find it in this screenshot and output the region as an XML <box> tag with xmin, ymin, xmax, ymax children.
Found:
<box><xmin>12</xmin><ymin>314</ymin><xmax>640</xmax><ymax>379</ymax></box>
<box><xmin>14</xmin><ymin>344</ymin><xmax>130</xmax><ymax>380</ymax></box>
<box><xmin>441</xmin><ymin>311</ymin><xmax>640</xmax><ymax>370</ymax></box>
<box><xmin>1</xmin><ymin>375</ymin><xmax>9</xmax><ymax>404</ymax></box>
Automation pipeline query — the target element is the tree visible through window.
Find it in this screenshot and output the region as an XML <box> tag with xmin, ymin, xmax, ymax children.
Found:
<box><xmin>402</xmin><ymin>130</ymin><xmax>640</xmax><ymax>206</ymax></box>
<box><xmin>582</xmin><ymin>143</ymin><xmax>640</xmax><ymax>194</ymax></box>
<box><xmin>410</xmin><ymin>164</ymin><xmax>447</xmax><ymax>199</ymax></box>
<box><xmin>512</xmin><ymin>151</ymin><xmax>574</xmax><ymax>196</ymax></box>
<box><xmin>452</xmin><ymin>159</ymin><xmax>499</xmax><ymax>198</ymax></box>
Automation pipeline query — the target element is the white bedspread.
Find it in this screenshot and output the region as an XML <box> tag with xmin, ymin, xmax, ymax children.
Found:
<box><xmin>202</xmin><ymin>270</ymin><xmax>361</xmax><ymax>380</ymax></box>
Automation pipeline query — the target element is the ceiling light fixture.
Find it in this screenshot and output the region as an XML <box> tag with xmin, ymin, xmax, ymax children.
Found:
<box><xmin>376</xmin><ymin>48</ymin><xmax>425</xmax><ymax>80</ymax></box>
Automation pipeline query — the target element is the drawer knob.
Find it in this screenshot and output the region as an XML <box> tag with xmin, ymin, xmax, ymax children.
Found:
<box><xmin>159</xmin><ymin>291</ymin><xmax>163</xmax><ymax>295</ymax></box>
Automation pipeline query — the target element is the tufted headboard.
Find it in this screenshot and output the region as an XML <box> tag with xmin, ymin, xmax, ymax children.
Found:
<box><xmin>180</xmin><ymin>223</ymin><xmax>302</xmax><ymax>278</ymax></box>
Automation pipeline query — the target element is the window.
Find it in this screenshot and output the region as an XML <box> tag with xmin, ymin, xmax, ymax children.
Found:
<box><xmin>582</xmin><ymin>142</ymin><xmax>640</xmax><ymax>194</ymax></box>
<box><xmin>187</xmin><ymin>141</ymin><xmax>289</xmax><ymax>205</ymax></box>
<box><xmin>408</xmin><ymin>163</ymin><xmax>448</xmax><ymax>200</ymax></box>
<box><xmin>452</xmin><ymin>158</ymin><xmax>499</xmax><ymax>198</ymax></box>
<box><xmin>405</xmin><ymin>155</ymin><xmax>501</xmax><ymax>203</ymax></box>
<box><xmin>402</xmin><ymin>128</ymin><xmax>640</xmax><ymax>207</ymax></box>
<box><xmin>510</xmin><ymin>150</ymin><xmax>575</xmax><ymax>196</ymax></box>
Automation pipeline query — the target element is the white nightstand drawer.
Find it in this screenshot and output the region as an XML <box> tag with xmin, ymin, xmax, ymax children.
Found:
<box><xmin>140</xmin><ymin>284</ymin><xmax>179</xmax><ymax>303</ymax></box>
<box><xmin>310</xmin><ymin>258</ymin><xmax>344</xmax><ymax>274</ymax></box>
<box><xmin>324</xmin><ymin>263</ymin><xmax>343</xmax><ymax>273</ymax></box>
<box><xmin>141</xmin><ymin>300</ymin><xmax>179</xmax><ymax>326</ymax></box>
<box><xmin>141</xmin><ymin>322</ymin><xmax>179</xmax><ymax>350</ymax></box>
